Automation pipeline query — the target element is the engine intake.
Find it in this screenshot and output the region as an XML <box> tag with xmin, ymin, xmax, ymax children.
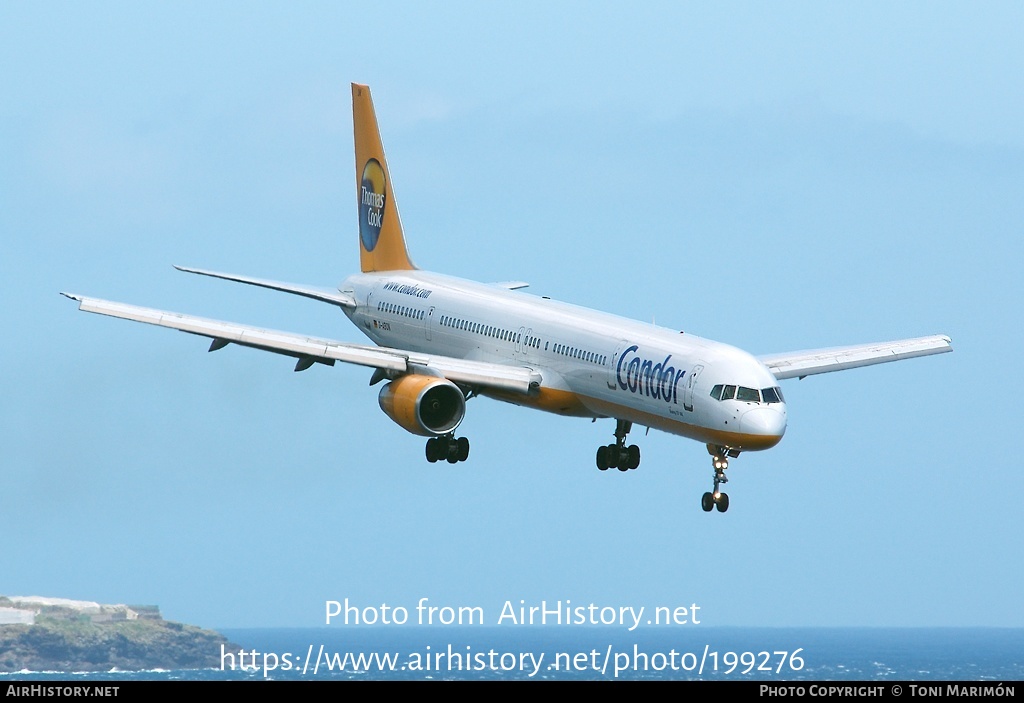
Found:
<box><xmin>377</xmin><ymin>374</ymin><xmax>466</xmax><ymax>436</ymax></box>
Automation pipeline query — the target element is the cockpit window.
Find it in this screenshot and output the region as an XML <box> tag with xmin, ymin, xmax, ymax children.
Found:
<box><xmin>712</xmin><ymin>384</ymin><xmax>786</xmax><ymax>404</ymax></box>
<box><xmin>736</xmin><ymin>386</ymin><xmax>760</xmax><ymax>402</ymax></box>
<box><xmin>761</xmin><ymin>386</ymin><xmax>785</xmax><ymax>403</ymax></box>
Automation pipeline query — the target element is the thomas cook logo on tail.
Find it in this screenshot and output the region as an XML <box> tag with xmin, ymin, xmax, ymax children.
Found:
<box><xmin>359</xmin><ymin>158</ymin><xmax>387</xmax><ymax>252</ymax></box>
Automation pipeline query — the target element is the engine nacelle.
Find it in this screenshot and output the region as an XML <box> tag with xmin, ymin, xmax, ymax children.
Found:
<box><xmin>377</xmin><ymin>374</ymin><xmax>466</xmax><ymax>437</ymax></box>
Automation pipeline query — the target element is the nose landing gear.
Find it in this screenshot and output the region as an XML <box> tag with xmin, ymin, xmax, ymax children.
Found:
<box><xmin>425</xmin><ymin>433</ymin><xmax>470</xmax><ymax>464</ymax></box>
<box><xmin>596</xmin><ymin>419</ymin><xmax>641</xmax><ymax>472</ymax></box>
<box><xmin>701</xmin><ymin>445</ymin><xmax>735</xmax><ymax>513</ymax></box>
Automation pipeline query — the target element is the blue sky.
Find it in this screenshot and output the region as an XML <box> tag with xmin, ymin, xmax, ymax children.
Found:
<box><xmin>2</xmin><ymin>2</ymin><xmax>1022</xmax><ymax>631</ymax></box>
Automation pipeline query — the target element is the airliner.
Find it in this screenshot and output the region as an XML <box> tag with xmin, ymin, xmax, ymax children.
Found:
<box><xmin>63</xmin><ymin>83</ymin><xmax>953</xmax><ymax>512</ymax></box>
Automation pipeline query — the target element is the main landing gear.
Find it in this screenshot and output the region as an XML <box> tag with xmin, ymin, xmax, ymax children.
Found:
<box><xmin>425</xmin><ymin>434</ymin><xmax>470</xmax><ymax>464</ymax></box>
<box><xmin>701</xmin><ymin>444</ymin><xmax>738</xmax><ymax>513</ymax></box>
<box><xmin>595</xmin><ymin>419</ymin><xmax>641</xmax><ymax>472</ymax></box>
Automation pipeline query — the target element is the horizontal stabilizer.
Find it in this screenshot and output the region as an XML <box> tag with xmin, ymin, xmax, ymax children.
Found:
<box><xmin>174</xmin><ymin>265</ymin><xmax>356</xmax><ymax>308</ymax></box>
<box><xmin>759</xmin><ymin>334</ymin><xmax>953</xmax><ymax>380</ymax></box>
<box><xmin>491</xmin><ymin>281</ymin><xmax>530</xmax><ymax>290</ymax></box>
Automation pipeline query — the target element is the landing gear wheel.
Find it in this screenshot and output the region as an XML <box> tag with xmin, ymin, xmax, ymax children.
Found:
<box><xmin>606</xmin><ymin>444</ymin><xmax>619</xmax><ymax>470</ymax></box>
<box><xmin>627</xmin><ymin>444</ymin><xmax>640</xmax><ymax>470</ymax></box>
<box><xmin>426</xmin><ymin>434</ymin><xmax>470</xmax><ymax>464</ymax></box>
<box><xmin>597</xmin><ymin>420</ymin><xmax>641</xmax><ymax>473</ymax></box>
<box><xmin>425</xmin><ymin>438</ymin><xmax>440</xmax><ymax>463</ymax></box>
<box><xmin>702</xmin><ymin>445</ymin><xmax>736</xmax><ymax>513</ymax></box>
<box><xmin>617</xmin><ymin>446</ymin><xmax>630</xmax><ymax>472</ymax></box>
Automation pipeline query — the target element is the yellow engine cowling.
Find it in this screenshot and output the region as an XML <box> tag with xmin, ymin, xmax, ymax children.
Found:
<box><xmin>377</xmin><ymin>374</ymin><xmax>466</xmax><ymax>437</ymax></box>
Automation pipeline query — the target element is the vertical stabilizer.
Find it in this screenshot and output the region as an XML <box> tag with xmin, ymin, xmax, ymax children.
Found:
<box><xmin>352</xmin><ymin>83</ymin><xmax>416</xmax><ymax>272</ymax></box>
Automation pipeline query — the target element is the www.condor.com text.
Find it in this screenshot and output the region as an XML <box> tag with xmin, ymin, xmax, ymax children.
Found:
<box><xmin>221</xmin><ymin>643</ymin><xmax>804</xmax><ymax>678</ymax></box>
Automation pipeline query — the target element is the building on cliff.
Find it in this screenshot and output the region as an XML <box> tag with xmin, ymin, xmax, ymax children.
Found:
<box><xmin>0</xmin><ymin>596</ymin><xmax>162</xmax><ymax>624</ymax></box>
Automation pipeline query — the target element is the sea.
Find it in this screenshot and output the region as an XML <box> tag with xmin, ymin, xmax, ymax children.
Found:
<box><xmin>2</xmin><ymin>627</ymin><xmax>1021</xmax><ymax>682</ymax></box>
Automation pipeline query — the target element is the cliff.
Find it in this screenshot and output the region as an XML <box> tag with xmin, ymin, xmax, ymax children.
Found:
<box><xmin>0</xmin><ymin>596</ymin><xmax>234</xmax><ymax>672</ymax></box>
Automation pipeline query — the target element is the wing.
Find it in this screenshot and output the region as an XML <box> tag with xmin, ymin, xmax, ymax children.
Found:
<box><xmin>758</xmin><ymin>334</ymin><xmax>952</xmax><ymax>380</ymax></box>
<box><xmin>61</xmin><ymin>293</ymin><xmax>541</xmax><ymax>394</ymax></box>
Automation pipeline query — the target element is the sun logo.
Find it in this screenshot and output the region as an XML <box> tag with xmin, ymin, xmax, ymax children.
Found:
<box><xmin>359</xmin><ymin>158</ymin><xmax>387</xmax><ymax>252</ymax></box>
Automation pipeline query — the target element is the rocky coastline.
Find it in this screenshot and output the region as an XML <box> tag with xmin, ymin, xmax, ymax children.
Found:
<box><xmin>0</xmin><ymin>596</ymin><xmax>233</xmax><ymax>672</ymax></box>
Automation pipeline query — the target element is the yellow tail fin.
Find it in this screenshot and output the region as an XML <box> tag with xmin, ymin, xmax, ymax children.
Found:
<box><xmin>352</xmin><ymin>83</ymin><xmax>416</xmax><ymax>272</ymax></box>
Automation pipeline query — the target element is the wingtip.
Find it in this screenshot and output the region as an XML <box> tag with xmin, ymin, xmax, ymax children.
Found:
<box><xmin>60</xmin><ymin>292</ymin><xmax>80</xmax><ymax>302</ymax></box>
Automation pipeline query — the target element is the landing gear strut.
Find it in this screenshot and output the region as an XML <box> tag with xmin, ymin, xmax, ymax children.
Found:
<box><xmin>595</xmin><ymin>419</ymin><xmax>641</xmax><ymax>472</ymax></box>
<box><xmin>425</xmin><ymin>434</ymin><xmax>470</xmax><ymax>464</ymax></box>
<box><xmin>701</xmin><ymin>444</ymin><xmax>735</xmax><ymax>513</ymax></box>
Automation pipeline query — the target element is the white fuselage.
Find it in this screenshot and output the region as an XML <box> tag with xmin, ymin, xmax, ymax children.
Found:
<box><xmin>340</xmin><ymin>270</ymin><xmax>787</xmax><ymax>452</ymax></box>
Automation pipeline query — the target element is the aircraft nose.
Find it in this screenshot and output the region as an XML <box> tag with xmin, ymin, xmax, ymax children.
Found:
<box><xmin>739</xmin><ymin>406</ymin><xmax>787</xmax><ymax>441</ymax></box>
